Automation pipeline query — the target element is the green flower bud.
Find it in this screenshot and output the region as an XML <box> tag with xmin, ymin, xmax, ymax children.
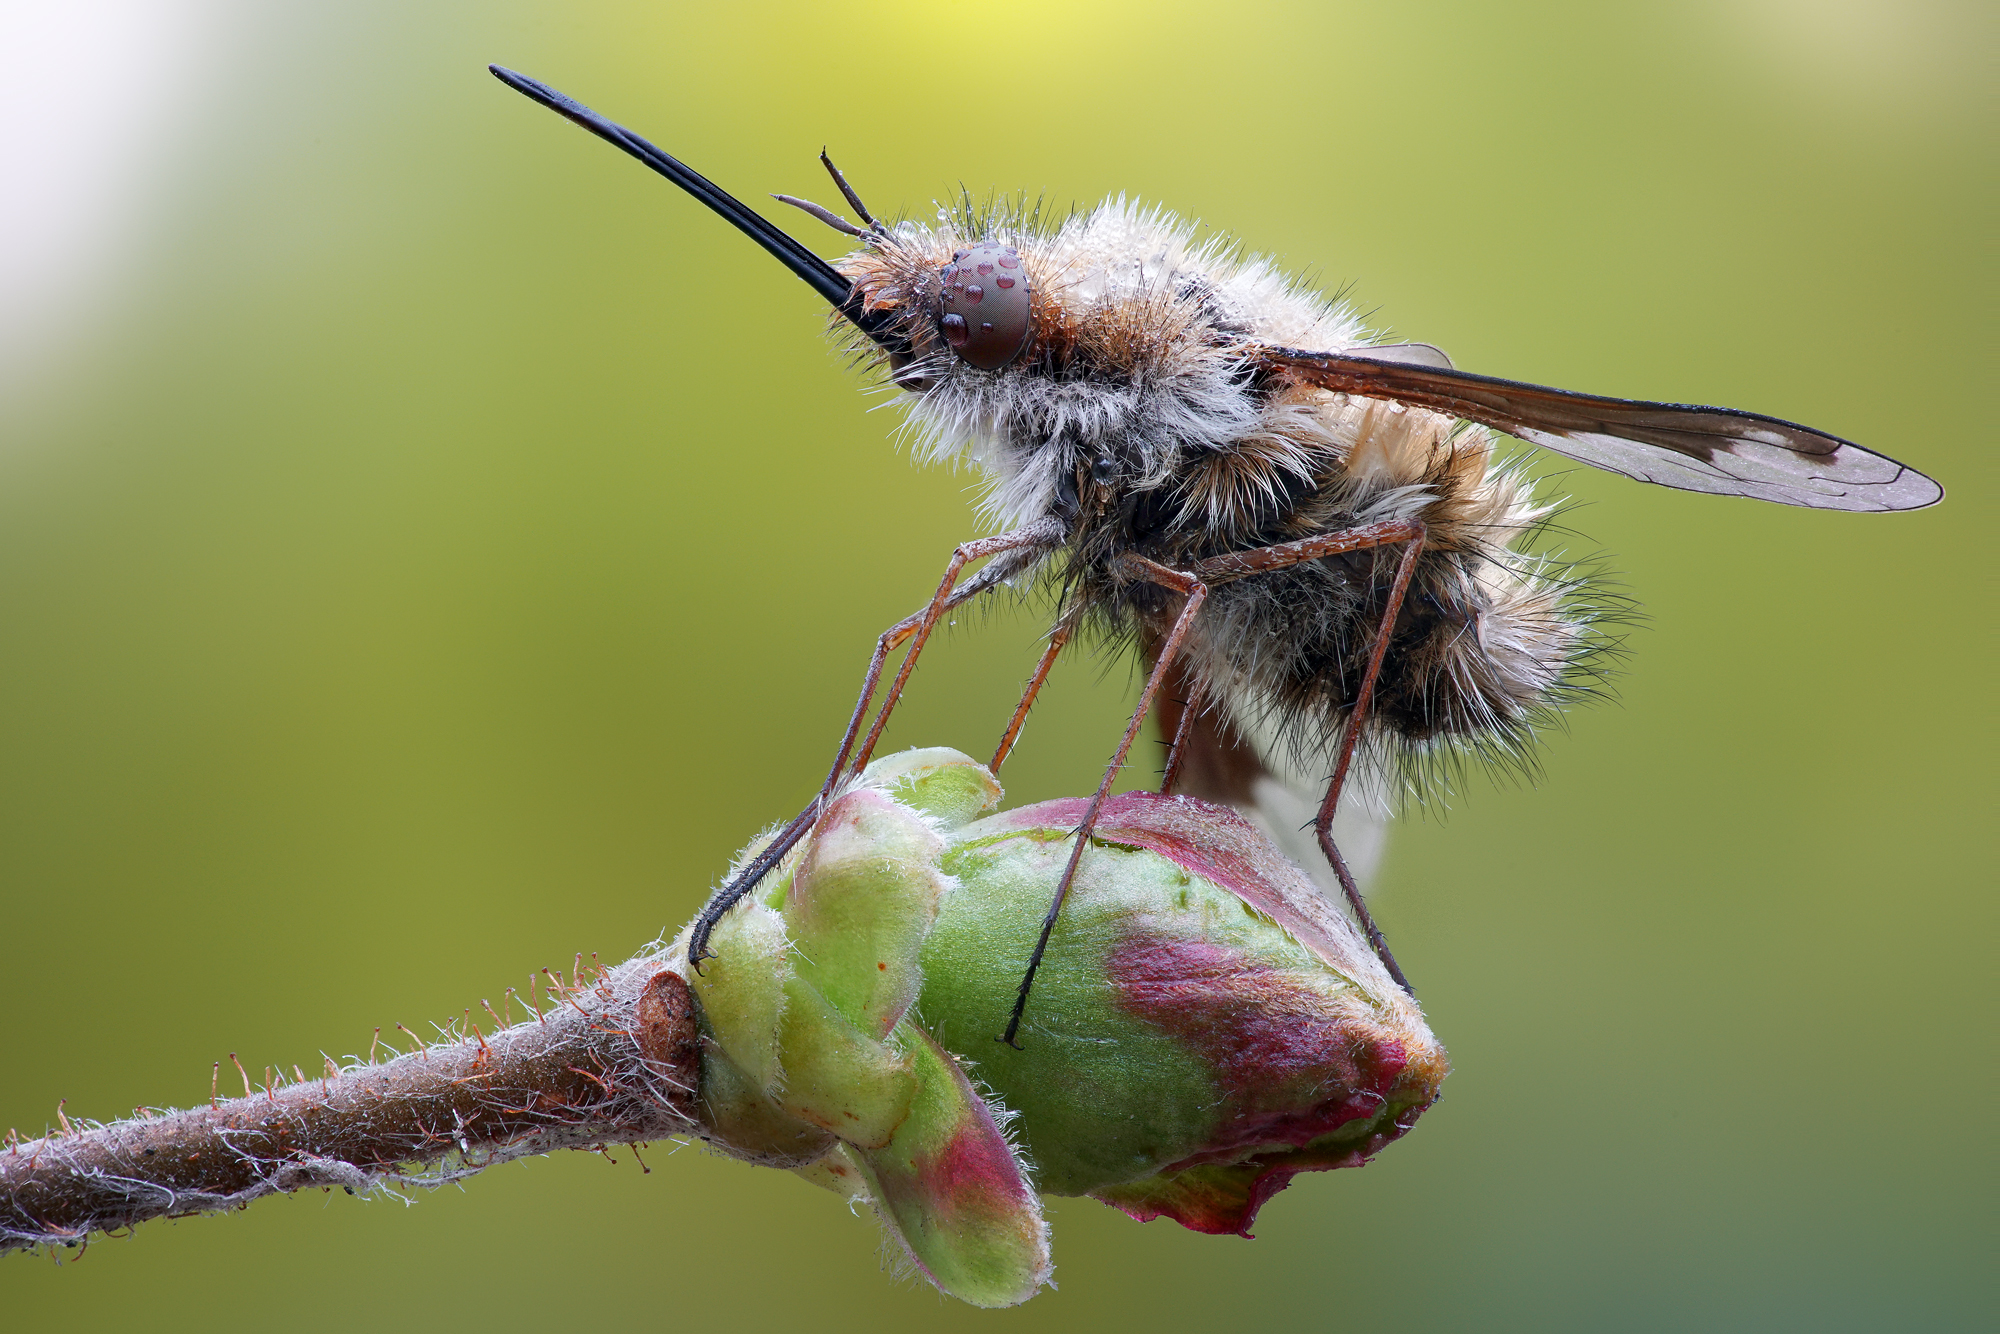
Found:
<box><xmin>673</xmin><ymin>747</ymin><xmax>1445</xmax><ymax>1306</ymax></box>
<box><xmin>921</xmin><ymin>783</ymin><xmax>1447</xmax><ymax>1236</ymax></box>
<box><xmin>674</xmin><ymin>756</ymin><xmax>1045</xmax><ymax>1307</ymax></box>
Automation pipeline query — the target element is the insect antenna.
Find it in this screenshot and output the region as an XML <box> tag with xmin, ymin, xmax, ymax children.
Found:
<box><xmin>818</xmin><ymin>149</ymin><xmax>888</xmax><ymax>236</ymax></box>
<box><xmin>772</xmin><ymin>193</ymin><xmax>870</xmax><ymax>238</ymax></box>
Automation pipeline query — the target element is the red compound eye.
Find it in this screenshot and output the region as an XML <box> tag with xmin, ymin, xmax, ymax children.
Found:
<box><xmin>936</xmin><ymin>243</ymin><xmax>1030</xmax><ymax>370</ymax></box>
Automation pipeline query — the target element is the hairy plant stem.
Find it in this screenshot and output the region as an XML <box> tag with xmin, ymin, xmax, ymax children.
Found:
<box><xmin>0</xmin><ymin>956</ymin><xmax>700</xmax><ymax>1255</ymax></box>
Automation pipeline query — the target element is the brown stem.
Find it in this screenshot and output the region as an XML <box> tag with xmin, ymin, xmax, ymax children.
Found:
<box><xmin>0</xmin><ymin>958</ymin><xmax>700</xmax><ymax>1256</ymax></box>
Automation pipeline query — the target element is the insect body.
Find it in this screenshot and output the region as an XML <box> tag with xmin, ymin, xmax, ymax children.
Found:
<box><xmin>489</xmin><ymin>67</ymin><xmax>1942</xmax><ymax>1041</ymax></box>
<box><xmin>833</xmin><ymin>205</ymin><xmax>1598</xmax><ymax>958</ymax></box>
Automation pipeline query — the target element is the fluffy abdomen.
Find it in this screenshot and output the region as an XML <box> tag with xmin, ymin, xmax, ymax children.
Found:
<box><xmin>1152</xmin><ymin>398</ymin><xmax>1603</xmax><ymax>801</ymax></box>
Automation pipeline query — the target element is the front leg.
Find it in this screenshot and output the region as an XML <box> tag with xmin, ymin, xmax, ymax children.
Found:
<box><xmin>687</xmin><ymin>517</ymin><xmax>1063</xmax><ymax>968</ymax></box>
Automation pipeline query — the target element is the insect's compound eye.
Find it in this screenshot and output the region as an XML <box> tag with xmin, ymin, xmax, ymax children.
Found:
<box><xmin>937</xmin><ymin>243</ymin><xmax>1031</xmax><ymax>371</ymax></box>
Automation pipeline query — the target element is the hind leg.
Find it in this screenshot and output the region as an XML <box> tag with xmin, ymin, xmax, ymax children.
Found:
<box><xmin>1183</xmin><ymin>518</ymin><xmax>1427</xmax><ymax>995</ymax></box>
<box><xmin>1001</xmin><ymin>521</ymin><xmax>1430</xmax><ymax>1035</ymax></box>
<box><xmin>1310</xmin><ymin>531</ymin><xmax>1424</xmax><ymax>995</ymax></box>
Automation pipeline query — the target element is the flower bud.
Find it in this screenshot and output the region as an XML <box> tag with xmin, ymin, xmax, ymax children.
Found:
<box><xmin>673</xmin><ymin>747</ymin><xmax>1446</xmax><ymax>1305</ymax></box>
<box><xmin>674</xmin><ymin>754</ymin><xmax>1045</xmax><ymax>1307</ymax></box>
<box><xmin>921</xmin><ymin>781</ymin><xmax>1447</xmax><ymax>1236</ymax></box>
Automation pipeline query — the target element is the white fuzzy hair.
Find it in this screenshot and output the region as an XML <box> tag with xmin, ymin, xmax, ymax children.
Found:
<box><xmin>855</xmin><ymin>197</ymin><xmax>1375</xmax><ymax>533</ymax></box>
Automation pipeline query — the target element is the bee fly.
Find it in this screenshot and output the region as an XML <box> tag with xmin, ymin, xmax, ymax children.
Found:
<box><xmin>489</xmin><ymin>67</ymin><xmax>1943</xmax><ymax>1043</ymax></box>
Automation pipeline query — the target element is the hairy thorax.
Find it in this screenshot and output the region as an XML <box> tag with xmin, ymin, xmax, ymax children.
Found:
<box><xmin>836</xmin><ymin>199</ymin><xmax>1604</xmax><ymax>776</ymax></box>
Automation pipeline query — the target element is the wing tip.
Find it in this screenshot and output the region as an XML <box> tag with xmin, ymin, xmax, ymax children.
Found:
<box><xmin>1859</xmin><ymin>465</ymin><xmax>1946</xmax><ymax>512</ymax></box>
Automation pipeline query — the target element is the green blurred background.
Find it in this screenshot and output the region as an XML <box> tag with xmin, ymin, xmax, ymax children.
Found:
<box><xmin>2</xmin><ymin>1</ymin><xmax>1989</xmax><ymax>1328</ymax></box>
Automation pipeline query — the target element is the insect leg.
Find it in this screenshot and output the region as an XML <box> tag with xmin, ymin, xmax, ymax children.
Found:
<box><xmin>1158</xmin><ymin>673</ymin><xmax>1206</xmax><ymax>796</ymax></box>
<box><xmin>818</xmin><ymin>150</ymin><xmax>888</xmax><ymax>237</ymax></box>
<box><xmin>687</xmin><ymin>520</ymin><xmax>1059</xmax><ymax>968</ymax></box>
<box><xmin>1313</xmin><ymin>533</ymin><xmax>1423</xmax><ymax>996</ymax></box>
<box><xmin>1000</xmin><ymin>554</ymin><xmax>1207</xmax><ymax>1047</ymax></box>
<box><xmin>1188</xmin><ymin>518</ymin><xmax>1426</xmax><ymax>996</ymax></box>
<box><xmin>683</xmin><ymin>602</ymin><xmax>946</xmax><ymax>969</ymax></box>
<box><xmin>849</xmin><ymin>518</ymin><xmax>1064</xmax><ymax>778</ymax></box>
<box><xmin>990</xmin><ymin>607</ymin><xmax>1078</xmax><ymax>774</ymax></box>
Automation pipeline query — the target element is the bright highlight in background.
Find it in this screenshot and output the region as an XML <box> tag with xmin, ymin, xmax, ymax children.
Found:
<box><xmin>0</xmin><ymin>1</ymin><xmax>1987</xmax><ymax>1330</ymax></box>
<box><xmin>0</xmin><ymin>1</ymin><xmax>213</xmax><ymax>399</ymax></box>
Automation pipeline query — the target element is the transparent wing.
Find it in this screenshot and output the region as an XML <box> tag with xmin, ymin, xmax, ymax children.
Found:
<box><xmin>1239</xmin><ymin>729</ymin><xmax>1391</xmax><ymax>904</ymax></box>
<box><xmin>1338</xmin><ymin>341</ymin><xmax>1455</xmax><ymax>370</ymax></box>
<box><xmin>1156</xmin><ymin>661</ymin><xmax>1391</xmax><ymax>900</ymax></box>
<box><xmin>1253</xmin><ymin>345</ymin><xmax>1944</xmax><ymax>512</ymax></box>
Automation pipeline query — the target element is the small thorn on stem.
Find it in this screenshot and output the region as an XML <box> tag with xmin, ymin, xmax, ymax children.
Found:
<box><xmin>210</xmin><ymin>1061</ymin><xmax>220</xmax><ymax>1109</ymax></box>
<box><xmin>229</xmin><ymin>1053</ymin><xmax>253</xmax><ymax>1099</ymax></box>
<box><xmin>546</xmin><ymin>969</ymin><xmax>590</xmax><ymax>1016</ymax></box>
